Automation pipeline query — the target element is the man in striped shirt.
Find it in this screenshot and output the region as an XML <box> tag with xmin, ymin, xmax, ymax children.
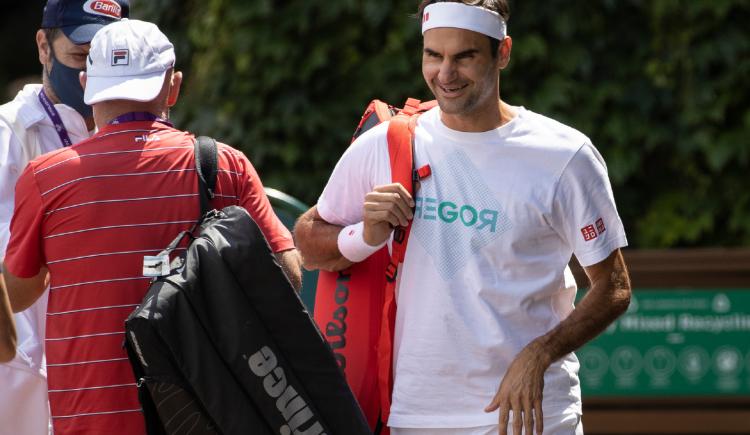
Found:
<box><xmin>1</xmin><ymin>2</ymin><xmax>130</xmax><ymax>433</ymax></box>
<box><xmin>3</xmin><ymin>19</ymin><xmax>301</xmax><ymax>434</ymax></box>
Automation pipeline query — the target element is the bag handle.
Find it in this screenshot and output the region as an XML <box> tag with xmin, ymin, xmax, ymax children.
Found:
<box><xmin>193</xmin><ymin>136</ymin><xmax>218</xmax><ymax>216</ymax></box>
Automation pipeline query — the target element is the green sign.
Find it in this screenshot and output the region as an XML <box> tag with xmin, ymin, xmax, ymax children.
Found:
<box><xmin>578</xmin><ymin>289</ymin><xmax>750</xmax><ymax>397</ymax></box>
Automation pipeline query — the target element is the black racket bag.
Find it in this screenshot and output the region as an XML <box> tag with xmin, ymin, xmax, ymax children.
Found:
<box><xmin>125</xmin><ymin>206</ymin><xmax>371</xmax><ymax>435</ymax></box>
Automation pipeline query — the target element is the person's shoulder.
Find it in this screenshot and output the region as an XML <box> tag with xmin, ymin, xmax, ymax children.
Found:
<box><xmin>0</xmin><ymin>112</ymin><xmax>12</xmax><ymax>134</ymax></box>
<box><xmin>27</xmin><ymin>143</ymin><xmax>78</xmax><ymax>173</ymax></box>
<box><xmin>0</xmin><ymin>84</ymin><xmax>44</xmax><ymax>125</ymax></box>
<box><xmin>215</xmin><ymin>141</ymin><xmax>248</xmax><ymax>162</ymax></box>
<box><xmin>329</xmin><ymin>120</ymin><xmax>391</xmax><ymax>174</ymax></box>
<box><xmin>517</xmin><ymin>107</ymin><xmax>590</xmax><ymax>151</ymax></box>
<box><xmin>353</xmin><ymin>119</ymin><xmax>390</xmax><ymax>145</ymax></box>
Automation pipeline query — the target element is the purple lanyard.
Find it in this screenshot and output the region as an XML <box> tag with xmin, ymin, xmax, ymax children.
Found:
<box><xmin>109</xmin><ymin>112</ymin><xmax>173</xmax><ymax>127</ymax></box>
<box><xmin>38</xmin><ymin>89</ymin><xmax>73</xmax><ymax>147</ymax></box>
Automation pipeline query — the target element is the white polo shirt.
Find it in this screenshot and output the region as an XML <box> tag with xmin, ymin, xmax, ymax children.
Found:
<box><xmin>0</xmin><ymin>83</ymin><xmax>89</xmax><ymax>435</ymax></box>
<box><xmin>317</xmin><ymin>106</ymin><xmax>627</xmax><ymax>428</ymax></box>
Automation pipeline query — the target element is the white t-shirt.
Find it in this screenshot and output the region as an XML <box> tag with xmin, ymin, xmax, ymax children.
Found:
<box><xmin>0</xmin><ymin>83</ymin><xmax>89</xmax><ymax>435</ymax></box>
<box><xmin>317</xmin><ymin>106</ymin><xmax>628</xmax><ymax>428</ymax></box>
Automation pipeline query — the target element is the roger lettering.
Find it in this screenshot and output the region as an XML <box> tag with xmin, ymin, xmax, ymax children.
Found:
<box><xmin>416</xmin><ymin>196</ymin><xmax>499</xmax><ymax>232</ymax></box>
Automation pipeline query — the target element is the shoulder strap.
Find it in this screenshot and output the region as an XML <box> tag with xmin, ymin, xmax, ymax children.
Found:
<box><xmin>193</xmin><ymin>136</ymin><xmax>218</xmax><ymax>216</ymax></box>
<box><xmin>387</xmin><ymin>98</ymin><xmax>424</xmax><ymax>267</ymax></box>
<box><xmin>377</xmin><ymin>104</ymin><xmax>425</xmax><ymax>429</ymax></box>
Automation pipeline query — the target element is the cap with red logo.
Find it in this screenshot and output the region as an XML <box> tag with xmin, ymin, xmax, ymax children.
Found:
<box><xmin>41</xmin><ymin>0</ymin><xmax>130</xmax><ymax>45</ymax></box>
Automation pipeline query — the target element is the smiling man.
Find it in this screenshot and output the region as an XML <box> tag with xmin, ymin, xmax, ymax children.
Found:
<box><xmin>294</xmin><ymin>1</ymin><xmax>632</xmax><ymax>434</ymax></box>
<box><xmin>0</xmin><ymin>2</ymin><xmax>128</xmax><ymax>434</ymax></box>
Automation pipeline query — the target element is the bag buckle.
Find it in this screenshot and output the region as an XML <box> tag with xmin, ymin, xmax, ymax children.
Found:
<box><xmin>393</xmin><ymin>226</ymin><xmax>406</xmax><ymax>244</ymax></box>
<box><xmin>385</xmin><ymin>262</ymin><xmax>398</xmax><ymax>282</ymax></box>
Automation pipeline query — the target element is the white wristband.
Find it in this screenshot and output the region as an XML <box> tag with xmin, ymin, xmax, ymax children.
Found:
<box><xmin>337</xmin><ymin>222</ymin><xmax>386</xmax><ymax>262</ymax></box>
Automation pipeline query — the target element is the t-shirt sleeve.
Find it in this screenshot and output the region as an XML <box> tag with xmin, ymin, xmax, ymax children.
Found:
<box><xmin>227</xmin><ymin>147</ymin><xmax>294</xmax><ymax>253</ymax></box>
<box><xmin>550</xmin><ymin>142</ymin><xmax>628</xmax><ymax>267</ymax></box>
<box><xmin>317</xmin><ymin>122</ymin><xmax>391</xmax><ymax>226</ymax></box>
<box><xmin>4</xmin><ymin>164</ymin><xmax>46</xmax><ymax>277</ymax></box>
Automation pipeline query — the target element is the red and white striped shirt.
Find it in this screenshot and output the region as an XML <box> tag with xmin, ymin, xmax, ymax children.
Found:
<box><xmin>5</xmin><ymin>120</ymin><xmax>294</xmax><ymax>434</ymax></box>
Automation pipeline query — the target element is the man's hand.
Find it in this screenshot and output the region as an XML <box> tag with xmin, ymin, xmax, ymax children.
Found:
<box><xmin>485</xmin><ymin>341</ymin><xmax>551</xmax><ymax>435</ymax></box>
<box><xmin>363</xmin><ymin>183</ymin><xmax>414</xmax><ymax>246</ymax></box>
<box><xmin>274</xmin><ymin>249</ymin><xmax>303</xmax><ymax>292</ymax></box>
<box><xmin>294</xmin><ymin>183</ymin><xmax>415</xmax><ymax>272</ymax></box>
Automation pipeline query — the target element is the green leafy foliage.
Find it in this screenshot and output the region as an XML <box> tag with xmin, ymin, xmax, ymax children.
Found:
<box><xmin>133</xmin><ymin>0</ymin><xmax>750</xmax><ymax>247</ymax></box>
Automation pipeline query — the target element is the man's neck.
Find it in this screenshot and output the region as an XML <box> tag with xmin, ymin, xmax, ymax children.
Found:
<box><xmin>95</xmin><ymin>105</ymin><xmax>166</xmax><ymax>130</ymax></box>
<box><xmin>42</xmin><ymin>82</ymin><xmax>59</xmax><ymax>105</ymax></box>
<box><xmin>440</xmin><ymin>99</ymin><xmax>517</xmax><ymax>133</ymax></box>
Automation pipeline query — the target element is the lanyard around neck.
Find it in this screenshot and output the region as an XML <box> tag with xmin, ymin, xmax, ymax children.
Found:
<box><xmin>38</xmin><ymin>89</ymin><xmax>73</xmax><ymax>147</ymax></box>
<box><xmin>109</xmin><ymin>112</ymin><xmax>173</xmax><ymax>127</ymax></box>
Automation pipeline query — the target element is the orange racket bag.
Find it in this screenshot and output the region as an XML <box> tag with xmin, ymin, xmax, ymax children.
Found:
<box><xmin>313</xmin><ymin>98</ymin><xmax>436</xmax><ymax>434</ymax></box>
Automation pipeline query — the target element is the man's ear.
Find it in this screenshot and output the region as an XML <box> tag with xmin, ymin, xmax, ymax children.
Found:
<box><xmin>79</xmin><ymin>71</ymin><xmax>87</xmax><ymax>91</ymax></box>
<box><xmin>36</xmin><ymin>29</ymin><xmax>51</xmax><ymax>67</ymax></box>
<box><xmin>167</xmin><ymin>71</ymin><xmax>183</xmax><ymax>107</ymax></box>
<box><xmin>498</xmin><ymin>36</ymin><xmax>512</xmax><ymax>70</ymax></box>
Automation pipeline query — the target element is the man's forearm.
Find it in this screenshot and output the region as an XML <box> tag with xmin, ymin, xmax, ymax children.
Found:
<box><xmin>293</xmin><ymin>206</ymin><xmax>353</xmax><ymax>272</ymax></box>
<box><xmin>529</xmin><ymin>250</ymin><xmax>631</xmax><ymax>366</ymax></box>
<box><xmin>484</xmin><ymin>253</ymin><xmax>629</xmax><ymax>435</ymax></box>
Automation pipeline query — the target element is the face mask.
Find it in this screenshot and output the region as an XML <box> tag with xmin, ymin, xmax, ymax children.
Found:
<box><xmin>48</xmin><ymin>52</ymin><xmax>92</xmax><ymax>119</ymax></box>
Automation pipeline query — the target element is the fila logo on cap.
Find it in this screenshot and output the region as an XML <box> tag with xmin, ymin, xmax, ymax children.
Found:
<box><xmin>83</xmin><ymin>0</ymin><xmax>122</xmax><ymax>19</ymax></box>
<box><xmin>423</xmin><ymin>12</ymin><xmax>430</xmax><ymax>23</ymax></box>
<box><xmin>111</xmin><ymin>49</ymin><xmax>129</xmax><ymax>66</ymax></box>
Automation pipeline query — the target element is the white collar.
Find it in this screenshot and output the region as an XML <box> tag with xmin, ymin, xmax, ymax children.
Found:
<box><xmin>13</xmin><ymin>84</ymin><xmax>89</xmax><ymax>136</ymax></box>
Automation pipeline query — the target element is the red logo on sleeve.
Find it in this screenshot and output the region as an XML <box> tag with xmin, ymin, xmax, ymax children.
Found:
<box><xmin>596</xmin><ymin>218</ymin><xmax>606</xmax><ymax>234</ymax></box>
<box><xmin>581</xmin><ymin>217</ymin><xmax>607</xmax><ymax>242</ymax></box>
<box><xmin>581</xmin><ymin>225</ymin><xmax>598</xmax><ymax>242</ymax></box>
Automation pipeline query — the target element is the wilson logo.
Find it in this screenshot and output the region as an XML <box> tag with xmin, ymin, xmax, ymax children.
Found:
<box><xmin>248</xmin><ymin>346</ymin><xmax>326</xmax><ymax>435</ymax></box>
<box><xmin>325</xmin><ymin>271</ymin><xmax>350</xmax><ymax>371</ymax></box>
<box><xmin>84</xmin><ymin>0</ymin><xmax>122</xmax><ymax>19</ymax></box>
<box><xmin>415</xmin><ymin>196</ymin><xmax>500</xmax><ymax>232</ymax></box>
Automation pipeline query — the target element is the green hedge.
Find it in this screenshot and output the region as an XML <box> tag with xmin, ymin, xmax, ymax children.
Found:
<box><xmin>134</xmin><ymin>0</ymin><xmax>750</xmax><ymax>248</ymax></box>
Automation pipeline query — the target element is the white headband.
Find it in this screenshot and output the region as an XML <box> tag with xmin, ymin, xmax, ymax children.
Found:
<box><xmin>421</xmin><ymin>3</ymin><xmax>506</xmax><ymax>40</ymax></box>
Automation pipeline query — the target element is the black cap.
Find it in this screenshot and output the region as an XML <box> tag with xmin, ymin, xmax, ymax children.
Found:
<box><xmin>41</xmin><ymin>0</ymin><xmax>130</xmax><ymax>45</ymax></box>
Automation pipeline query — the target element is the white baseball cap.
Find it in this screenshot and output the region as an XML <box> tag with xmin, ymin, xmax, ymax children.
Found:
<box><xmin>84</xmin><ymin>19</ymin><xmax>175</xmax><ymax>104</ymax></box>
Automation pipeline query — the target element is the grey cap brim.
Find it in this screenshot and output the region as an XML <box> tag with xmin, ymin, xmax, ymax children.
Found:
<box><xmin>62</xmin><ymin>23</ymin><xmax>106</xmax><ymax>45</ymax></box>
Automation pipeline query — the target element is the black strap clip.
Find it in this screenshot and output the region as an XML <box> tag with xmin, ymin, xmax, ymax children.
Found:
<box><xmin>385</xmin><ymin>261</ymin><xmax>398</xmax><ymax>283</ymax></box>
<box><xmin>393</xmin><ymin>226</ymin><xmax>406</xmax><ymax>244</ymax></box>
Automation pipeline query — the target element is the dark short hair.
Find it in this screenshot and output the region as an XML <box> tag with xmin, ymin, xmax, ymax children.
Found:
<box><xmin>43</xmin><ymin>27</ymin><xmax>62</xmax><ymax>44</ymax></box>
<box><xmin>417</xmin><ymin>0</ymin><xmax>510</xmax><ymax>58</ymax></box>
